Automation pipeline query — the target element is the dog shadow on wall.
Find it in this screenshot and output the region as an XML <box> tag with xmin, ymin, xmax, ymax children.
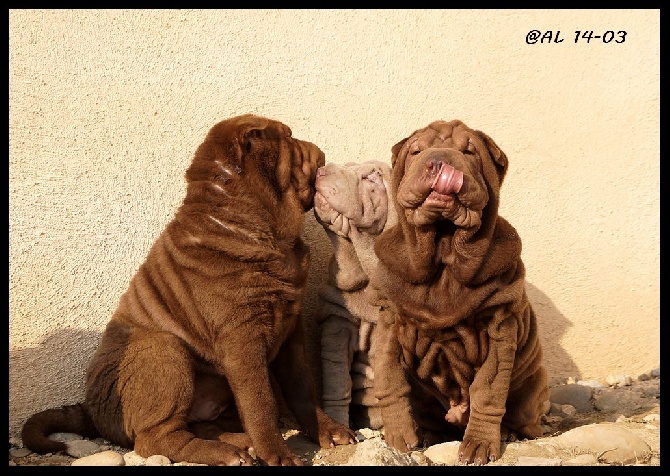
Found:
<box><xmin>301</xmin><ymin>213</ymin><xmax>581</xmax><ymax>395</ymax></box>
<box><xmin>8</xmin><ymin>328</ymin><xmax>102</xmax><ymax>437</ymax></box>
<box><xmin>524</xmin><ymin>282</ymin><xmax>580</xmax><ymax>384</ymax></box>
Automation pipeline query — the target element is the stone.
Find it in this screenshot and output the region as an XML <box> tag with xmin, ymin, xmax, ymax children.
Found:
<box><xmin>65</xmin><ymin>439</ymin><xmax>101</xmax><ymax>458</ymax></box>
<box><xmin>564</xmin><ymin>453</ymin><xmax>599</xmax><ymax>465</ymax></box>
<box><xmin>552</xmin><ymin>423</ymin><xmax>650</xmax><ymax>465</ymax></box>
<box><xmin>71</xmin><ymin>450</ymin><xmax>125</xmax><ymax>466</ymax></box>
<box><xmin>423</xmin><ymin>441</ymin><xmax>460</xmax><ymax>466</ymax></box>
<box><xmin>123</xmin><ymin>450</ymin><xmax>147</xmax><ymax>466</ymax></box>
<box><xmin>550</xmin><ymin>384</ymin><xmax>594</xmax><ymax>413</ymax></box>
<box><xmin>146</xmin><ymin>454</ymin><xmax>171</xmax><ymax>465</ymax></box>
<box><xmin>344</xmin><ymin>438</ymin><xmax>416</xmax><ymax>466</ymax></box>
<box><xmin>9</xmin><ymin>447</ymin><xmax>32</xmax><ymax>458</ymax></box>
<box><xmin>515</xmin><ymin>456</ymin><xmax>562</xmax><ymax>466</ymax></box>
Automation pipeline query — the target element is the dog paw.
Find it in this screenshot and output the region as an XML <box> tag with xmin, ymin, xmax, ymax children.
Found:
<box><xmin>500</xmin><ymin>425</ymin><xmax>519</xmax><ymax>442</ymax></box>
<box><xmin>258</xmin><ymin>452</ymin><xmax>304</xmax><ymax>466</ymax></box>
<box><xmin>223</xmin><ymin>449</ymin><xmax>255</xmax><ymax>466</ymax></box>
<box><xmin>382</xmin><ymin>424</ymin><xmax>420</xmax><ymax>453</ymax></box>
<box><xmin>316</xmin><ymin>419</ymin><xmax>357</xmax><ymax>447</ymax></box>
<box><xmin>458</xmin><ymin>435</ymin><xmax>500</xmax><ymax>465</ymax></box>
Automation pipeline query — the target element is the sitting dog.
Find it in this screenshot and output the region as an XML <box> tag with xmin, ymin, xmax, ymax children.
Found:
<box><xmin>370</xmin><ymin>120</ymin><xmax>550</xmax><ymax>465</ymax></box>
<box><xmin>20</xmin><ymin>114</ymin><xmax>356</xmax><ymax>466</ymax></box>
<box><xmin>313</xmin><ymin>161</ymin><xmax>397</xmax><ymax>430</ymax></box>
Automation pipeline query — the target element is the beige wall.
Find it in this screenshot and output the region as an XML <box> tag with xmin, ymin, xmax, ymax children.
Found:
<box><xmin>9</xmin><ymin>9</ymin><xmax>659</xmax><ymax>438</ymax></box>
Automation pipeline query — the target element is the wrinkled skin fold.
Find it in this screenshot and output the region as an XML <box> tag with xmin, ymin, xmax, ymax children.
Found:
<box><xmin>313</xmin><ymin>161</ymin><xmax>397</xmax><ymax>430</ymax></box>
<box><xmin>371</xmin><ymin>119</ymin><xmax>550</xmax><ymax>465</ymax></box>
<box><xmin>20</xmin><ymin>114</ymin><xmax>356</xmax><ymax>466</ymax></box>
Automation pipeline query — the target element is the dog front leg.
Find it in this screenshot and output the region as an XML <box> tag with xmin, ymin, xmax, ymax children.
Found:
<box><xmin>373</xmin><ymin>309</ymin><xmax>420</xmax><ymax>452</ymax></box>
<box><xmin>459</xmin><ymin>313</ymin><xmax>517</xmax><ymax>465</ymax></box>
<box><xmin>219</xmin><ymin>340</ymin><xmax>301</xmax><ymax>466</ymax></box>
<box><xmin>271</xmin><ymin>321</ymin><xmax>357</xmax><ymax>448</ymax></box>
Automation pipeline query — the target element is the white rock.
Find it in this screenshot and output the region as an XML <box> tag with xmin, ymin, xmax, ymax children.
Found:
<box><xmin>515</xmin><ymin>456</ymin><xmax>562</xmax><ymax>466</ymax></box>
<box><xmin>564</xmin><ymin>453</ymin><xmax>599</xmax><ymax>465</ymax></box>
<box><xmin>146</xmin><ymin>454</ymin><xmax>171</xmax><ymax>466</ymax></box>
<box><xmin>605</xmin><ymin>375</ymin><xmax>632</xmax><ymax>387</ymax></box>
<box><xmin>553</xmin><ymin>423</ymin><xmax>650</xmax><ymax>465</ymax></box>
<box><xmin>49</xmin><ymin>432</ymin><xmax>82</xmax><ymax>442</ymax></box>
<box><xmin>9</xmin><ymin>448</ymin><xmax>32</xmax><ymax>458</ymax></box>
<box><xmin>65</xmin><ymin>439</ymin><xmax>101</xmax><ymax>458</ymax></box>
<box><xmin>344</xmin><ymin>438</ymin><xmax>416</xmax><ymax>466</ymax></box>
<box><xmin>71</xmin><ymin>450</ymin><xmax>125</xmax><ymax>466</ymax></box>
<box><xmin>577</xmin><ymin>380</ymin><xmax>604</xmax><ymax>388</ymax></box>
<box><xmin>356</xmin><ymin>428</ymin><xmax>382</xmax><ymax>440</ymax></box>
<box><xmin>561</xmin><ymin>404</ymin><xmax>577</xmax><ymax>416</ymax></box>
<box><xmin>423</xmin><ymin>441</ymin><xmax>460</xmax><ymax>466</ymax></box>
<box><xmin>409</xmin><ymin>451</ymin><xmax>431</xmax><ymax>465</ymax></box>
<box><xmin>123</xmin><ymin>450</ymin><xmax>147</xmax><ymax>466</ymax></box>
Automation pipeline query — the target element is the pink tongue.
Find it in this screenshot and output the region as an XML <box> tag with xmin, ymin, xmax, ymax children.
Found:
<box><xmin>431</xmin><ymin>163</ymin><xmax>463</xmax><ymax>195</ymax></box>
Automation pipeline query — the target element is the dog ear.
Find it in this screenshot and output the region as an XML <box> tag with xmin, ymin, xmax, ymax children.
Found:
<box><xmin>233</xmin><ymin>115</ymin><xmax>272</xmax><ymax>158</ymax></box>
<box><xmin>216</xmin><ymin>114</ymin><xmax>293</xmax><ymax>163</ymax></box>
<box><xmin>390</xmin><ymin>136</ymin><xmax>410</xmax><ymax>168</ymax></box>
<box><xmin>186</xmin><ymin>115</ymin><xmax>279</xmax><ymax>184</ymax></box>
<box><xmin>473</xmin><ymin>129</ymin><xmax>508</xmax><ymax>186</ymax></box>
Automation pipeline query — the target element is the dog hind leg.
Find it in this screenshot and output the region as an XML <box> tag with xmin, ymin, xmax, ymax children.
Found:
<box><xmin>319</xmin><ymin>316</ymin><xmax>358</xmax><ymax>426</ymax></box>
<box><xmin>189</xmin><ymin>409</ymin><xmax>253</xmax><ymax>451</ymax></box>
<box><xmin>92</xmin><ymin>329</ymin><xmax>253</xmax><ymax>466</ymax></box>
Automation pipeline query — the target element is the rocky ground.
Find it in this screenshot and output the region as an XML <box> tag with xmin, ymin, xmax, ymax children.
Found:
<box><xmin>9</xmin><ymin>369</ymin><xmax>660</xmax><ymax>466</ymax></box>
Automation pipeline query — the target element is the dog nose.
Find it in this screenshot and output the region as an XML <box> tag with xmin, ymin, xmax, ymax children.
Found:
<box><xmin>426</xmin><ymin>159</ymin><xmax>442</xmax><ymax>174</ymax></box>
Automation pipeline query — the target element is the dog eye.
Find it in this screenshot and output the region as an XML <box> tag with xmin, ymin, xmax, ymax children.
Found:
<box><xmin>363</xmin><ymin>170</ymin><xmax>382</xmax><ymax>184</ymax></box>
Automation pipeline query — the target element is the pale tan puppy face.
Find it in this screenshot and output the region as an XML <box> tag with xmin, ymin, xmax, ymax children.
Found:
<box><xmin>314</xmin><ymin>160</ymin><xmax>392</xmax><ymax>237</ymax></box>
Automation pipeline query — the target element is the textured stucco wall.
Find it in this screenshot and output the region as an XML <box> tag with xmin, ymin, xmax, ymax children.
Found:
<box><xmin>9</xmin><ymin>9</ymin><xmax>659</xmax><ymax>438</ymax></box>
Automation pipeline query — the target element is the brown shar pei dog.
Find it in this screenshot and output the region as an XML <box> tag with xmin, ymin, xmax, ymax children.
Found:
<box><xmin>313</xmin><ymin>160</ymin><xmax>397</xmax><ymax>430</ymax></box>
<box><xmin>370</xmin><ymin>120</ymin><xmax>550</xmax><ymax>465</ymax></box>
<box><xmin>21</xmin><ymin>114</ymin><xmax>356</xmax><ymax>466</ymax></box>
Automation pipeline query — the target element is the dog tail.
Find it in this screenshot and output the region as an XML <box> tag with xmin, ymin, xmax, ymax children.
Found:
<box><xmin>21</xmin><ymin>403</ymin><xmax>99</xmax><ymax>454</ymax></box>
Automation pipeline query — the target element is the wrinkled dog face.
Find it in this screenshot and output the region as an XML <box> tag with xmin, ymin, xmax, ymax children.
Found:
<box><xmin>392</xmin><ymin>120</ymin><xmax>507</xmax><ymax>229</ymax></box>
<box><xmin>188</xmin><ymin>114</ymin><xmax>325</xmax><ymax>213</ymax></box>
<box><xmin>241</xmin><ymin>123</ymin><xmax>325</xmax><ymax>211</ymax></box>
<box><xmin>399</xmin><ymin>147</ymin><xmax>487</xmax><ymax>228</ymax></box>
<box><xmin>314</xmin><ymin>161</ymin><xmax>392</xmax><ymax>237</ymax></box>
